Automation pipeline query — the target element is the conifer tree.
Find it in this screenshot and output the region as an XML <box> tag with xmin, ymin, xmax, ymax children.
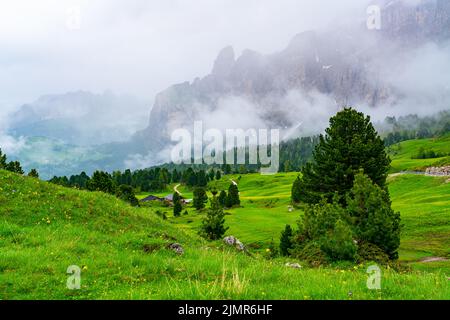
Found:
<box><xmin>173</xmin><ymin>192</ymin><xmax>182</xmax><ymax>217</ymax></box>
<box><xmin>200</xmin><ymin>195</ymin><xmax>229</xmax><ymax>240</ymax></box>
<box><xmin>297</xmin><ymin>108</ymin><xmax>390</xmax><ymax>204</ymax></box>
<box><xmin>279</xmin><ymin>225</ymin><xmax>294</xmax><ymax>256</ymax></box>
<box><xmin>193</xmin><ymin>187</ymin><xmax>208</xmax><ymax>210</ymax></box>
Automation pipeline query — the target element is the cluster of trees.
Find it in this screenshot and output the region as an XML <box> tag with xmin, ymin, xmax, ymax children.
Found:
<box><xmin>0</xmin><ymin>148</ymin><xmax>38</xmax><ymax>177</ymax></box>
<box><xmin>182</xmin><ymin>168</ymin><xmax>221</xmax><ymax>188</ymax></box>
<box><xmin>383</xmin><ymin>112</ymin><xmax>450</xmax><ymax>146</ymax></box>
<box><xmin>191</xmin><ymin>182</ymin><xmax>241</xmax><ymax>213</ymax></box>
<box><xmin>412</xmin><ymin>147</ymin><xmax>449</xmax><ymax>160</ymax></box>
<box><xmin>51</xmin><ymin>170</ymin><xmax>139</xmax><ymax>206</ymax></box>
<box><xmin>279</xmin><ymin>136</ymin><xmax>319</xmax><ymax>172</ymax></box>
<box><xmin>50</xmin><ymin>167</ymin><xmax>224</xmax><ymax>193</ymax></box>
<box><xmin>288</xmin><ymin>108</ymin><xmax>401</xmax><ymax>263</ymax></box>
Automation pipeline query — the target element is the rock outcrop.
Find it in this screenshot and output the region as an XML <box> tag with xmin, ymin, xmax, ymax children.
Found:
<box><xmin>426</xmin><ymin>166</ymin><xmax>450</xmax><ymax>176</ymax></box>
<box><xmin>168</xmin><ymin>243</ymin><xmax>184</xmax><ymax>255</ymax></box>
<box><xmin>135</xmin><ymin>0</ymin><xmax>450</xmax><ymax>156</ymax></box>
<box><xmin>223</xmin><ymin>236</ymin><xmax>246</xmax><ymax>252</ymax></box>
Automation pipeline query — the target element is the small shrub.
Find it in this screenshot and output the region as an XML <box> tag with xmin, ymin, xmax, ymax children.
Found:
<box><xmin>356</xmin><ymin>242</ymin><xmax>389</xmax><ymax>265</ymax></box>
<box><xmin>292</xmin><ymin>241</ymin><xmax>328</xmax><ymax>267</ymax></box>
<box><xmin>320</xmin><ymin>219</ymin><xmax>357</xmax><ymax>262</ymax></box>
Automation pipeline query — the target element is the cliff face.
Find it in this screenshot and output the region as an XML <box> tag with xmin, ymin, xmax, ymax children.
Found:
<box><xmin>136</xmin><ymin>0</ymin><xmax>450</xmax><ymax>153</ymax></box>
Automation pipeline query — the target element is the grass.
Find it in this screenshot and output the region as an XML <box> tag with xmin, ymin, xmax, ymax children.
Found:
<box><xmin>389</xmin><ymin>174</ymin><xmax>450</xmax><ymax>271</ymax></box>
<box><xmin>1</xmin><ymin>136</ymin><xmax>450</xmax><ymax>300</ymax></box>
<box><xmin>388</xmin><ymin>135</ymin><xmax>450</xmax><ymax>173</ymax></box>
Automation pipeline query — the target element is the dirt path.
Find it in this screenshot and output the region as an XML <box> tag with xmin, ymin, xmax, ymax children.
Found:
<box><xmin>419</xmin><ymin>257</ymin><xmax>449</xmax><ymax>263</ymax></box>
<box><xmin>173</xmin><ymin>184</ymin><xmax>182</xmax><ymax>196</ymax></box>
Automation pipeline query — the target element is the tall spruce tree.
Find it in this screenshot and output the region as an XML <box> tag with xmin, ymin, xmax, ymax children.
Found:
<box><xmin>279</xmin><ymin>224</ymin><xmax>294</xmax><ymax>256</ymax></box>
<box><xmin>173</xmin><ymin>192</ymin><xmax>182</xmax><ymax>217</ymax></box>
<box><xmin>227</xmin><ymin>183</ymin><xmax>240</xmax><ymax>207</ymax></box>
<box><xmin>346</xmin><ymin>173</ymin><xmax>401</xmax><ymax>260</ymax></box>
<box><xmin>28</xmin><ymin>169</ymin><xmax>39</xmax><ymax>178</ymax></box>
<box><xmin>297</xmin><ymin>108</ymin><xmax>390</xmax><ymax>204</ymax></box>
<box><xmin>193</xmin><ymin>187</ymin><xmax>208</xmax><ymax>210</ymax></box>
<box><xmin>218</xmin><ymin>190</ymin><xmax>227</xmax><ymax>207</ymax></box>
<box><xmin>0</xmin><ymin>148</ymin><xmax>7</xmax><ymax>169</ymax></box>
<box><xmin>291</xmin><ymin>176</ymin><xmax>302</xmax><ymax>203</ymax></box>
<box><xmin>200</xmin><ymin>195</ymin><xmax>229</xmax><ymax>240</ymax></box>
<box><xmin>6</xmin><ymin>161</ymin><xmax>24</xmax><ymax>175</ymax></box>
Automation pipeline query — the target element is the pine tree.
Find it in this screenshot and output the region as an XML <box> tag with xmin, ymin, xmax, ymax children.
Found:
<box><xmin>116</xmin><ymin>184</ymin><xmax>139</xmax><ymax>206</ymax></box>
<box><xmin>215</xmin><ymin>170</ymin><xmax>222</xmax><ymax>180</ymax></box>
<box><xmin>279</xmin><ymin>225</ymin><xmax>294</xmax><ymax>256</ymax></box>
<box><xmin>200</xmin><ymin>195</ymin><xmax>229</xmax><ymax>240</ymax></box>
<box><xmin>0</xmin><ymin>148</ymin><xmax>7</xmax><ymax>169</ymax></box>
<box><xmin>28</xmin><ymin>169</ymin><xmax>39</xmax><ymax>178</ymax></box>
<box><xmin>208</xmin><ymin>169</ymin><xmax>215</xmax><ymax>181</ymax></box>
<box><xmin>218</xmin><ymin>190</ymin><xmax>227</xmax><ymax>207</ymax></box>
<box><xmin>87</xmin><ymin>171</ymin><xmax>116</xmax><ymax>194</ymax></box>
<box><xmin>197</xmin><ymin>170</ymin><xmax>208</xmax><ymax>187</ymax></box>
<box><xmin>193</xmin><ymin>187</ymin><xmax>208</xmax><ymax>210</ymax></box>
<box><xmin>6</xmin><ymin>161</ymin><xmax>24</xmax><ymax>175</ymax></box>
<box><xmin>346</xmin><ymin>173</ymin><xmax>401</xmax><ymax>260</ymax></box>
<box><xmin>173</xmin><ymin>192</ymin><xmax>182</xmax><ymax>217</ymax></box>
<box><xmin>227</xmin><ymin>183</ymin><xmax>240</xmax><ymax>207</ymax></box>
<box><xmin>297</xmin><ymin>108</ymin><xmax>390</xmax><ymax>204</ymax></box>
<box><xmin>172</xmin><ymin>169</ymin><xmax>180</xmax><ymax>183</ymax></box>
<box><xmin>291</xmin><ymin>176</ymin><xmax>302</xmax><ymax>203</ymax></box>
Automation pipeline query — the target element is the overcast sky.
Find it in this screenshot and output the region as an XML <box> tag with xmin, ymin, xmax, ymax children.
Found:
<box><xmin>0</xmin><ymin>0</ymin><xmax>370</xmax><ymax>114</ymax></box>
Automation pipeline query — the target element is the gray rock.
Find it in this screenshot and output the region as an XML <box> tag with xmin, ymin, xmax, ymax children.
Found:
<box><xmin>223</xmin><ymin>236</ymin><xmax>246</xmax><ymax>252</ymax></box>
<box><xmin>168</xmin><ymin>243</ymin><xmax>184</xmax><ymax>255</ymax></box>
<box><xmin>285</xmin><ymin>263</ymin><xmax>302</xmax><ymax>269</ymax></box>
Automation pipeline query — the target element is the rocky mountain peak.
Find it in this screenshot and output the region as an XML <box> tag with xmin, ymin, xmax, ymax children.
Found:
<box><xmin>212</xmin><ymin>46</ymin><xmax>235</xmax><ymax>76</ymax></box>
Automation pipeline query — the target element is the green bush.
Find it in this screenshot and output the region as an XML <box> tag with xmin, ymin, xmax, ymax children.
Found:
<box><xmin>347</xmin><ymin>173</ymin><xmax>401</xmax><ymax>260</ymax></box>
<box><xmin>292</xmin><ymin>241</ymin><xmax>328</xmax><ymax>267</ymax></box>
<box><xmin>356</xmin><ymin>242</ymin><xmax>390</xmax><ymax>265</ymax></box>
<box><xmin>292</xmin><ymin>173</ymin><xmax>401</xmax><ymax>263</ymax></box>
<box><xmin>319</xmin><ymin>219</ymin><xmax>356</xmax><ymax>262</ymax></box>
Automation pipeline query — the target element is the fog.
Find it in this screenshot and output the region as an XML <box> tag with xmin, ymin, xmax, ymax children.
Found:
<box><xmin>0</xmin><ymin>0</ymin><xmax>367</xmax><ymax>109</ymax></box>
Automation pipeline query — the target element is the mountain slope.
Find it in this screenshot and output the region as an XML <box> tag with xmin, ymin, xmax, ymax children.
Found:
<box><xmin>135</xmin><ymin>0</ymin><xmax>450</xmax><ymax>157</ymax></box>
<box><xmin>1</xmin><ymin>170</ymin><xmax>450</xmax><ymax>299</ymax></box>
<box><xmin>9</xmin><ymin>91</ymin><xmax>149</xmax><ymax>146</ymax></box>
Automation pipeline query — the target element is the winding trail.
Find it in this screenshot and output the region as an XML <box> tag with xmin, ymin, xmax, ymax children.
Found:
<box><xmin>419</xmin><ymin>257</ymin><xmax>449</xmax><ymax>263</ymax></box>
<box><xmin>173</xmin><ymin>184</ymin><xmax>182</xmax><ymax>196</ymax></box>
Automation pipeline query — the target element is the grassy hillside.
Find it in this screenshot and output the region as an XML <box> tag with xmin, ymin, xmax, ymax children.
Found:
<box><xmin>389</xmin><ymin>175</ymin><xmax>450</xmax><ymax>271</ymax></box>
<box><xmin>2</xmin><ymin>169</ymin><xmax>450</xmax><ymax>299</ymax></box>
<box><xmin>389</xmin><ymin>135</ymin><xmax>450</xmax><ymax>172</ymax></box>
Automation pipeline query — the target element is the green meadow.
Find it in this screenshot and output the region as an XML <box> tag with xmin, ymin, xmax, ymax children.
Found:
<box><xmin>389</xmin><ymin>135</ymin><xmax>450</xmax><ymax>173</ymax></box>
<box><xmin>1</xmin><ymin>136</ymin><xmax>450</xmax><ymax>300</ymax></box>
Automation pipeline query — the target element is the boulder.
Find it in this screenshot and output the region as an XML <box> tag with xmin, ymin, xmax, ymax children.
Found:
<box><xmin>285</xmin><ymin>262</ymin><xmax>302</xmax><ymax>269</ymax></box>
<box><xmin>223</xmin><ymin>236</ymin><xmax>246</xmax><ymax>252</ymax></box>
<box><xmin>425</xmin><ymin>166</ymin><xmax>450</xmax><ymax>176</ymax></box>
<box><xmin>168</xmin><ymin>243</ymin><xmax>184</xmax><ymax>255</ymax></box>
